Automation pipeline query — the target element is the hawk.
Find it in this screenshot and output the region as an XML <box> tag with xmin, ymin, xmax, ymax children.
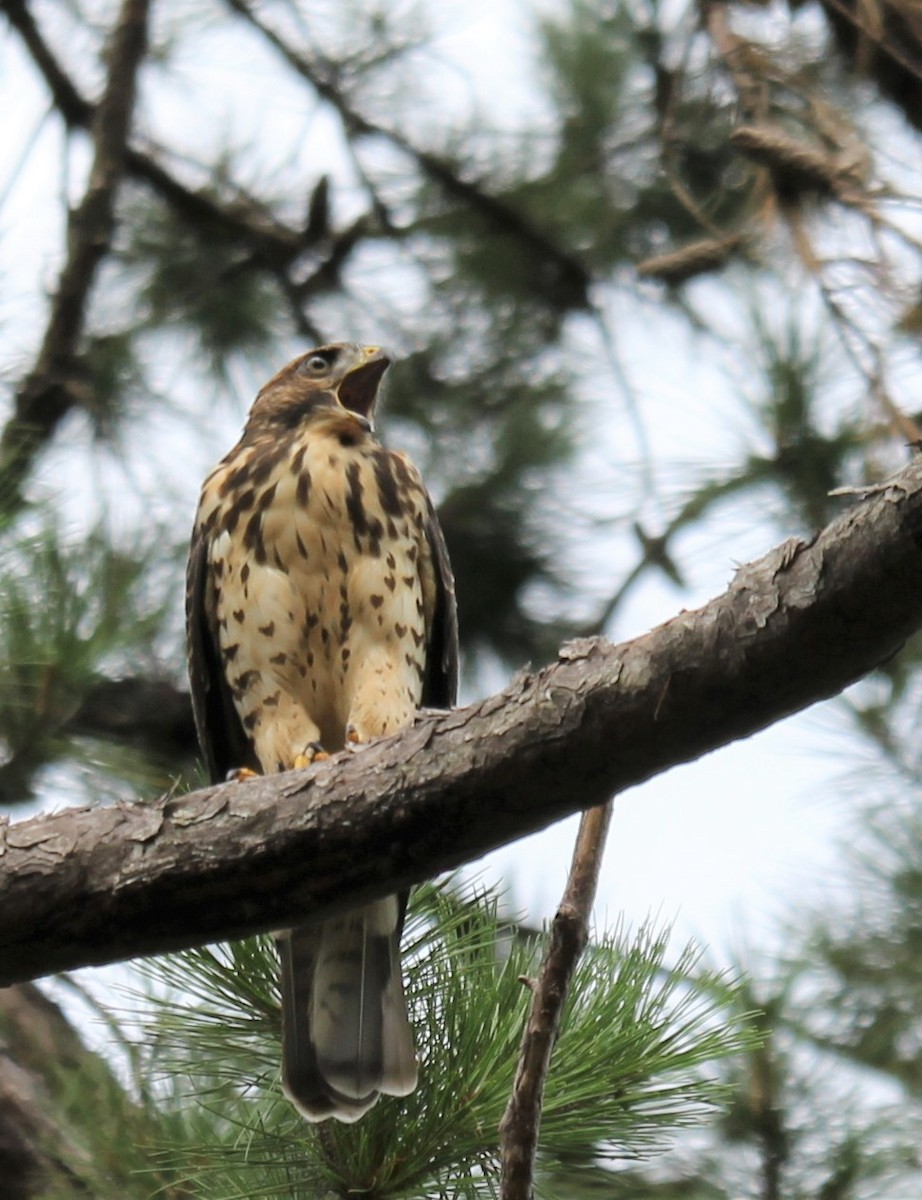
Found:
<box><xmin>186</xmin><ymin>344</ymin><xmax>458</xmax><ymax>1122</ymax></box>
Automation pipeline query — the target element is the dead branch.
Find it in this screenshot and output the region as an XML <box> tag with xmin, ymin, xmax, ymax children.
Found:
<box><xmin>500</xmin><ymin>802</ymin><xmax>614</xmax><ymax>1200</ymax></box>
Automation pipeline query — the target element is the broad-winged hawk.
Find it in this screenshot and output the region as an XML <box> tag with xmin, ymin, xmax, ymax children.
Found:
<box><xmin>186</xmin><ymin>344</ymin><xmax>458</xmax><ymax>1121</ymax></box>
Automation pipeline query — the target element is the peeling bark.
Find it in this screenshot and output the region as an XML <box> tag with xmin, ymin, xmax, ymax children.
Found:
<box><xmin>1</xmin><ymin>460</ymin><xmax>922</xmax><ymax>984</ymax></box>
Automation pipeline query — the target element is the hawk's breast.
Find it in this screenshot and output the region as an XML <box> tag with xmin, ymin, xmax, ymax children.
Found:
<box><xmin>197</xmin><ymin>415</ymin><xmax>432</xmax><ymax>756</ymax></box>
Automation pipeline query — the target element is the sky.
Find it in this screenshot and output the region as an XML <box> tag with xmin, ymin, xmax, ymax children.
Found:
<box><xmin>0</xmin><ymin>0</ymin><xmax>897</xmax><ymax>989</ymax></box>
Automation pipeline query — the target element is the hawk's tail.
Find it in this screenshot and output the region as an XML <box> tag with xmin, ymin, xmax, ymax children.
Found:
<box><xmin>277</xmin><ymin>894</ymin><xmax>417</xmax><ymax>1123</ymax></box>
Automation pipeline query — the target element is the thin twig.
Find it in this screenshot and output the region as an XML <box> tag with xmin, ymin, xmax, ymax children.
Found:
<box><xmin>818</xmin><ymin>281</ymin><xmax>922</xmax><ymax>445</ymax></box>
<box><xmin>701</xmin><ymin>0</ymin><xmax>772</xmax><ymax>122</ymax></box>
<box><xmin>0</xmin><ymin>0</ymin><xmax>151</xmax><ymax>515</ymax></box>
<box><xmin>499</xmin><ymin>801</ymin><xmax>614</xmax><ymax>1200</ymax></box>
<box><xmin>818</xmin><ymin>0</ymin><xmax>922</xmax><ymax>92</ymax></box>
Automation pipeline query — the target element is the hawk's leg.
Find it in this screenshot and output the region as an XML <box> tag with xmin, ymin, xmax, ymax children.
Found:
<box><xmin>343</xmin><ymin>651</ymin><xmax>419</xmax><ymax>746</ymax></box>
<box><xmin>226</xmin><ymin>766</ymin><xmax>261</xmax><ymax>782</ymax></box>
<box><xmin>250</xmin><ymin>696</ymin><xmax>327</xmax><ymax>774</ymax></box>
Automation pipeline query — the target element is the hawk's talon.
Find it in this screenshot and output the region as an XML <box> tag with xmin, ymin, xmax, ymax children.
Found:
<box><xmin>293</xmin><ymin>742</ymin><xmax>329</xmax><ymax>769</ymax></box>
<box><xmin>345</xmin><ymin>724</ymin><xmax>370</xmax><ymax>752</ymax></box>
<box><xmin>227</xmin><ymin>766</ymin><xmax>260</xmax><ymax>783</ymax></box>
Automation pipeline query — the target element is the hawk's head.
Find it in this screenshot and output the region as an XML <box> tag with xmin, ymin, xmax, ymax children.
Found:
<box><xmin>247</xmin><ymin>344</ymin><xmax>391</xmax><ymax>434</ymax></box>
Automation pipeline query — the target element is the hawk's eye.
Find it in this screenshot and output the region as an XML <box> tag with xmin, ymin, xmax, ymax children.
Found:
<box><xmin>304</xmin><ymin>353</ymin><xmax>331</xmax><ymax>374</ymax></box>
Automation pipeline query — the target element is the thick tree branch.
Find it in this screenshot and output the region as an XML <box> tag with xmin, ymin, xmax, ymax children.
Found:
<box><xmin>2</xmin><ymin>459</ymin><xmax>922</xmax><ymax>984</ymax></box>
<box><xmin>0</xmin><ymin>0</ymin><xmax>150</xmax><ymax>513</ymax></box>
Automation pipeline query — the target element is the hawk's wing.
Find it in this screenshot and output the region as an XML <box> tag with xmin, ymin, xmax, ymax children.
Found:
<box><xmin>186</xmin><ymin>528</ymin><xmax>256</xmax><ymax>784</ymax></box>
<box><xmin>422</xmin><ymin>500</ymin><xmax>459</xmax><ymax>710</ymax></box>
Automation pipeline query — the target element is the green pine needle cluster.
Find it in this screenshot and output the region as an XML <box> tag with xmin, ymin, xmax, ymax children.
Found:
<box><xmin>133</xmin><ymin>881</ymin><xmax>754</xmax><ymax>1198</ymax></box>
<box><xmin>121</xmin><ymin>196</ymin><xmax>284</xmax><ymax>369</ymax></box>
<box><xmin>0</xmin><ymin>521</ymin><xmax>174</xmax><ymax>804</ymax></box>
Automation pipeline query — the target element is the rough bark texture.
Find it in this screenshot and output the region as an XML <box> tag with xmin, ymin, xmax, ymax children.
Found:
<box><xmin>2</xmin><ymin>460</ymin><xmax>922</xmax><ymax>985</ymax></box>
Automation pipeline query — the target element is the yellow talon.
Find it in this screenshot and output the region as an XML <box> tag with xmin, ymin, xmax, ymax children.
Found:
<box><xmin>227</xmin><ymin>766</ymin><xmax>260</xmax><ymax>783</ymax></box>
<box><xmin>293</xmin><ymin>743</ymin><xmax>329</xmax><ymax>769</ymax></box>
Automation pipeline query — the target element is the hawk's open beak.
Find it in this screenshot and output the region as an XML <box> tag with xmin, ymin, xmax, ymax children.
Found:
<box><xmin>337</xmin><ymin>347</ymin><xmax>390</xmax><ymax>424</ymax></box>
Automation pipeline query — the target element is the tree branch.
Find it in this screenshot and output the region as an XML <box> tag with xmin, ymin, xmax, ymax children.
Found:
<box><xmin>500</xmin><ymin>802</ymin><xmax>614</xmax><ymax>1200</ymax></box>
<box><xmin>225</xmin><ymin>0</ymin><xmax>592</xmax><ymax>311</ymax></box>
<box><xmin>814</xmin><ymin>0</ymin><xmax>922</xmax><ymax>136</ymax></box>
<box><xmin>0</xmin><ymin>0</ymin><xmax>299</xmax><ymax>257</ymax></box>
<box><xmin>2</xmin><ymin>459</ymin><xmax>922</xmax><ymax>984</ymax></box>
<box><xmin>0</xmin><ymin>0</ymin><xmax>150</xmax><ymax>513</ymax></box>
<box><xmin>0</xmin><ymin>1</ymin><xmax>369</xmax><ymax>359</ymax></box>
<box><xmin>66</xmin><ymin>677</ymin><xmax>197</xmax><ymax>760</ymax></box>
<box><xmin>0</xmin><ymin>983</ymin><xmax>107</xmax><ymax>1197</ymax></box>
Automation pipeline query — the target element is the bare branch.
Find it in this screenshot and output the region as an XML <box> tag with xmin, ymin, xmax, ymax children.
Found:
<box><xmin>0</xmin><ymin>0</ymin><xmax>151</xmax><ymax>513</ymax></box>
<box><xmin>0</xmin><ymin>0</ymin><xmax>92</xmax><ymax>127</ymax></box>
<box><xmin>224</xmin><ymin>0</ymin><xmax>592</xmax><ymax>312</ymax></box>
<box><xmin>0</xmin><ymin>1</ymin><xmax>294</xmax><ymax>254</ymax></box>
<box><xmin>2</xmin><ymin>457</ymin><xmax>922</xmax><ymax>984</ymax></box>
<box><xmin>500</xmin><ymin>803</ymin><xmax>614</xmax><ymax>1200</ymax></box>
<box><xmin>0</xmin><ymin>1</ymin><xmax>367</xmax><ymax>345</ymax></box>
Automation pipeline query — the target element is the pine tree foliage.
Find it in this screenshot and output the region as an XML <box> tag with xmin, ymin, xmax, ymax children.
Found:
<box><xmin>133</xmin><ymin>883</ymin><xmax>751</xmax><ymax>1199</ymax></box>
<box><xmin>800</xmin><ymin>799</ymin><xmax>922</xmax><ymax>1096</ymax></box>
<box><xmin>0</xmin><ymin>520</ymin><xmax>178</xmax><ymax>805</ymax></box>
